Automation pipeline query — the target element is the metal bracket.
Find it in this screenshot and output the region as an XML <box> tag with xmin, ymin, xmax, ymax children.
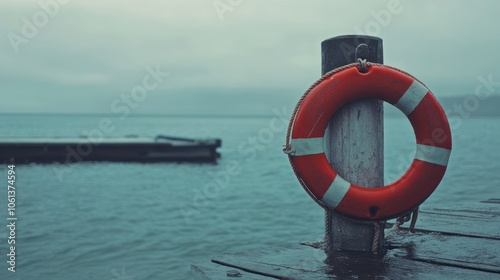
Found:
<box><xmin>355</xmin><ymin>44</ymin><xmax>370</xmax><ymax>73</ymax></box>
<box><xmin>355</xmin><ymin>43</ymin><xmax>369</xmax><ymax>61</ymax></box>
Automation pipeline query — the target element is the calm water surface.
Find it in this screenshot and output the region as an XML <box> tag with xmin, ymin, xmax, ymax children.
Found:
<box><xmin>0</xmin><ymin>115</ymin><xmax>498</xmax><ymax>279</ymax></box>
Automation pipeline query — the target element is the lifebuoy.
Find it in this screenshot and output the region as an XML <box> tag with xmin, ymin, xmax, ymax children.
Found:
<box><xmin>285</xmin><ymin>63</ymin><xmax>452</xmax><ymax>220</ymax></box>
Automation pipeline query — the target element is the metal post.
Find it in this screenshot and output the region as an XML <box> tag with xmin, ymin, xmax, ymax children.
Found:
<box><xmin>322</xmin><ymin>35</ymin><xmax>384</xmax><ymax>252</ymax></box>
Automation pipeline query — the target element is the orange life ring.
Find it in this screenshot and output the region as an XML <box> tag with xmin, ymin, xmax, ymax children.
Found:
<box><xmin>285</xmin><ymin>63</ymin><xmax>452</xmax><ymax>220</ymax></box>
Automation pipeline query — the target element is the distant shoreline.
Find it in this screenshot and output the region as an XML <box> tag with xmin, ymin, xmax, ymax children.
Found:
<box><xmin>1</xmin><ymin>95</ymin><xmax>499</xmax><ymax>118</ymax></box>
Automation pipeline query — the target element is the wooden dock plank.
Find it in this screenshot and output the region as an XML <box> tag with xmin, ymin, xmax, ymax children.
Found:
<box><xmin>194</xmin><ymin>201</ymin><xmax>500</xmax><ymax>279</ymax></box>
<box><xmin>191</xmin><ymin>265</ymin><xmax>273</xmax><ymax>280</ymax></box>
<box><xmin>207</xmin><ymin>243</ymin><xmax>498</xmax><ymax>279</ymax></box>
<box><xmin>387</xmin><ymin>232</ymin><xmax>500</xmax><ymax>273</ymax></box>
<box><xmin>389</xmin><ymin>203</ymin><xmax>500</xmax><ymax>239</ymax></box>
<box><xmin>212</xmin><ymin>245</ymin><xmax>327</xmax><ymax>280</ymax></box>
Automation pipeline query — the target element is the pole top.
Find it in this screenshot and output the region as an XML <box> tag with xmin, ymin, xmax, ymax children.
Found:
<box><xmin>321</xmin><ymin>35</ymin><xmax>383</xmax><ymax>74</ymax></box>
<box><xmin>322</xmin><ymin>34</ymin><xmax>382</xmax><ymax>42</ymax></box>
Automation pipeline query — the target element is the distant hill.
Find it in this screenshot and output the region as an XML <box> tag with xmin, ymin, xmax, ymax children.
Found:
<box><xmin>154</xmin><ymin>89</ymin><xmax>500</xmax><ymax>118</ymax></box>
<box><xmin>3</xmin><ymin>88</ymin><xmax>499</xmax><ymax>118</ymax></box>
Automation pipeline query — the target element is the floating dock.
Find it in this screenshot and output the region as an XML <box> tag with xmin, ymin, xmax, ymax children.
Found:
<box><xmin>0</xmin><ymin>135</ymin><xmax>221</xmax><ymax>163</ymax></box>
<box><xmin>192</xmin><ymin>199</ymin><xmax>500</xmax><ymax>279</ymax></box>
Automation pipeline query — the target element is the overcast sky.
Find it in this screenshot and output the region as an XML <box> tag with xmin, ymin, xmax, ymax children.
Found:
<box><xmin>1</xmin><ymin>0</ymin><xmax>499</xmax><ymax>115</ymax></box>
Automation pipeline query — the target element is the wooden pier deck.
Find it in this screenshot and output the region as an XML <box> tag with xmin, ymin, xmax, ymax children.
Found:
<box><xmin>192</xmin><ymin>199</ymin><xmax>500</xmax><ymax>279</ymax></box>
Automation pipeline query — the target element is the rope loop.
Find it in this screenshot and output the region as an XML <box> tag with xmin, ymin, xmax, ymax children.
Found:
<box><xmin>390</xmin><ymin>207</ymin><xmax>419</xmax><ymax>235</ymax></box>
<box><xmin>357</xmin><ymin>58</ymin><xmax>370</xmax><ymax>73</ymax></box>
<box><xmin>282</xmin><ymin>144</ymin><xmax>295</xmax><ymax>155</ymax></box>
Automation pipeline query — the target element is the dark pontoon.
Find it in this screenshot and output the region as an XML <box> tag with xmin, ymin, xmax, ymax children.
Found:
<box><xmin>0</xmin><ymin>135</ymin><xmax>221</xmax><ymax>163</ymax></box>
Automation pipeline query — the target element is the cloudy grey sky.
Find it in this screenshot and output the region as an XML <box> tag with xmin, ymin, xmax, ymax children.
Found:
<box><xmin>1</xmin><ymin>0</ymin><xmax>499</xmax><ymax>115</ymax></box>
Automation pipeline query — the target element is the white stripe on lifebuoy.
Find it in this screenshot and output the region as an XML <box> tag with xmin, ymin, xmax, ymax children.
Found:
<box><xmin>415</xmin><ymin>144</ymin><xmax>451</xmax><ymax>166</ymax></box>
<box><xmin>395</xmin><ymin>80</ymin><xmax>428</xmax><ymax>115</ymax></box>
<box><xmin>320</xmin><ymin>175</ymin><xmax>351</xmax><ymax>209</ymax></box>
<box><xmin>290</xmin><ymin>137</ymin><xmax>324</xmax><ymax>156</ymax></box>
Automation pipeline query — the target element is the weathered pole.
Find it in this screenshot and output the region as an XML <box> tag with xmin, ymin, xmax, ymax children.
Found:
<box><xmin>322</xmin><ymin>35</ymin><xmax>384</xmax><ymax>252</ymax></box>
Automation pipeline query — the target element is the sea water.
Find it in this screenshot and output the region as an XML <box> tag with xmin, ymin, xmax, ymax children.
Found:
<box><xmin>0</xmin><ymin>114</ymin><xmax>498</xmax><ymax>280</ymax></box>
